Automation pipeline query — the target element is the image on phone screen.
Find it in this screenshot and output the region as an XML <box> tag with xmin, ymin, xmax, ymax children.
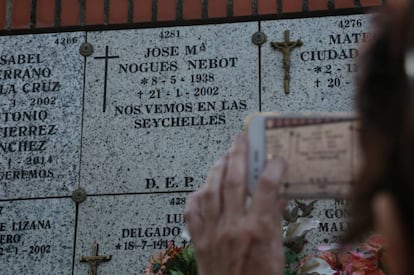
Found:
<box><xmin>248</xmin><ymin>114</ymin><xmax>360</xmax><ymax>198</ymax></box>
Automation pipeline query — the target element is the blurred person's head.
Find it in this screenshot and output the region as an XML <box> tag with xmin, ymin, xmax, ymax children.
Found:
<box><xmin>350</xmin><ymin>2</ymin><xmax>414</xmax><ymax>274</ymax></box>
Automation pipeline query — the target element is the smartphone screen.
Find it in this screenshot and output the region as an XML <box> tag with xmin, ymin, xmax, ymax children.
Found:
<box><xmin>248</xmin><ymin>114</ymin><xmax>360</xmax><ymax>198</ymax></box>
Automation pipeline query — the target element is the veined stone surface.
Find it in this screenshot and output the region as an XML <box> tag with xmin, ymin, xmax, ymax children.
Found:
<box><xmin>0</xmin><ymin>13</ymin><xmax>376</xmax><ymax>274</ymax></box>
<box><xmin>0</xmin><ymin>199</ymin><xmax>75</xmax><ymax>274</ymax></box>
<box><xmin>0</xmin><ymin>32</ymin><xmax>85</xmax><ymax>199</ymax></box>
<box><xmin>80</xmin><ymin>23</ymin><xmax>259</xmax><ymax>195</ymax></box>
<box><xmin>74</xmin><ymin>193</ymin><xmax>188</xmax><ymax>274</ymax></box>
<box><xmin>261</xmin><ymin>14</ymin><xmax>371</xmax><ymax>112</ymax></box>
<box><xmin>261</xmin><ymin>14</ymin><xmax>370</xmax><ymax>255</ymax></box>
<box><xmin>284</xmin><ymin>199</ymin><xmax>351</xmax><ymax>255</ymax></box>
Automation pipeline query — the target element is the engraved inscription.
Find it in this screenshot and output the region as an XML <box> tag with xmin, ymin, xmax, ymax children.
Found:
<box><xmin>262</xmin><ymin>14</ymin><xmax>372</xmax><ymax>111</ymax></box>
<box><xmin>117</xmin><ymin>196</ymin><xmax>187</xmax><ymax>252</ymax></box>
<box><xmin>318</xmin><ymin>200</ymin><xmax>351</xmax><ymax>244</ymax></box>
<box><xmin>0</xmin><ymin>199</ymin><xmax>74</xmax><ymax>274</ymax></box>
<box><xmin>82</xmin><ymin>23</ymin><xmax>258</xmax><ymax>194</ymax></box>
<box><xmin>114</xmin><ymin>43</ymin><xmax>242</xmax><ymax>129</ymax></box>
<box><xmin>75</xmin><ymin>194</ymin><xmax>189</xmax><ymax>274</ymax></box>
<box><xmin>0</xmin><ymin>33</ymin><xmax>84</xmax><ymax>199</ymax></box>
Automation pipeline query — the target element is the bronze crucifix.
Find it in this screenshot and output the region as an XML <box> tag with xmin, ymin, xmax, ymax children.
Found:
<box><xmin>271</xmin><ymin>30</ymin><xmax>303</xmax><ymax>95</ymax></box>
<box><xmin>80</xmin><ymin>242</ymin><xmax>112</xmax><ymax>275</ymax></box>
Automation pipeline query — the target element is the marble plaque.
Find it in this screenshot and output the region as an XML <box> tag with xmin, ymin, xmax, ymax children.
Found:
<box><xmin>285</xmin><ymin>199</ymin><xmax>351</xmax><ymax>255</ymax></box>
<box><xmin>261</xmin><ymin>15</ymin><xmax>371</xmax><ymax>254</ymax></box>
<box><xmin>0</xmin><ymin>198</ymin><xmax>75</xmax><ymax>274</ymax></box>
<box><xmin>261</xmin><ymin>14</ymin><xmax>371</xmax><ymax>112</ymax></box>
<box><xmin>74</xmin><ymin>193</ymin><xmax>188</xmax><ymax>274</ymax></box>
<box><xmin>0</xmin><ymin>33</ymin><xmax>85</xmax><ymax>199</ymax></box>
<box><xmin>81</xmin><ymin>23</ymin><xmax>259</xmax><ymax>194</ymax></box>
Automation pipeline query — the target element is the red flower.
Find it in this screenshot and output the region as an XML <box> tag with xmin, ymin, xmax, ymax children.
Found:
<box><xmin>318</xmin><ymin>234</ymin><xmax>387</xmax><ymax>275</ymax></box>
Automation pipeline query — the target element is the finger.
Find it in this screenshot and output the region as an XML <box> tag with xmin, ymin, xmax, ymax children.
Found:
<box><xmin>250</xmin><ymin>158</ymin><xmax>286</xmax><ymax>217</ymax></box>
<box><xmin>222</xmin><ymin>134</ymin><xmax>248</xmax><ymax>219</ymax></box>
<box><xmin>201</xmin><ymin>156</ymin><xmax>227</xmax><ymax>222</ymax></box>
<box><xmin>184</xmin><ymin>192</ymin><xmax>204</xmax><ymax>241</ymax></box>
<box><xmin>277</xmin><ymin>198</ymin><xmax>288</xmax><ymax>212</ymax></box>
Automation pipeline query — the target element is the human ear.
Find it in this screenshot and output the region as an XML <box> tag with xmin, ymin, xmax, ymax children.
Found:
<box><xmin>372</xmin><ymin>193</ymin><xmax>409</xmax><ymax>275</ymax></box>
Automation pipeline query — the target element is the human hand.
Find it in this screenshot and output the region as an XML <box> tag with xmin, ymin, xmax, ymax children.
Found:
<box><xmin>184</xmin><ymin>134</ymin><xmax>286</xmax><ymax>275</ymax></box>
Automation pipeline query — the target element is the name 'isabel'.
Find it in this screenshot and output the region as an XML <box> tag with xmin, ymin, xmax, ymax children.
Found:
<box><xmin>0</xmin><ymin>54</ymin><xmax>43</xmax><ymax>65</ymax></box>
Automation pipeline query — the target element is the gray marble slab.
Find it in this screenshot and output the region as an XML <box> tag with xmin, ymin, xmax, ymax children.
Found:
<box><xmin>285</xmin><ymin>199</ymin><xmax>351</xmax><ymax>255</ymax></box>
<box><xmin>74</xmin><ymin>193</ymin><xmax>188</xmax><ymax>275</ymax></box>
<box><xmin>261</xmin><ymin>14</ymin><xmax>371</xmax><ymax>256</ymax></box>
<box><xmin>0</xmin><ymin>32</ymin><xmax>85</xmax><ymax>199</ymax></box>
<box><xmin>81</xmin><ymin>23</ymin><xmax>259</xmax><ymax>194</ymax></box>
<box><xmin>0</xmin><ymin>198</ymin><xmax>75</xmax><ymax>274</ymax></box>
<box><xmin>261</xmin><ymin>14</ymin><xmax>371</xmax><ymax>112</ymax></box>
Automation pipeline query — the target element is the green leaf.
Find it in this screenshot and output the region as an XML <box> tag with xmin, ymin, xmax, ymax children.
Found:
<box><xmin>152</xmin><ymin>263</ymin><xmax>161</xmax><ymax>273</ymax></box>
<box><xmin>284</xmin><ymin>247</ymin><xmax>300</xmax><ymax>270</ymax></box>
<box><xmin>163</xmin><ymin>245</ymin><xmax>198</xmax><ymax>275</ymax></box>
<box><xmin>284</xmin><ymin>267</ymin><xmax>298</xmax><ymax>275</ymax></box>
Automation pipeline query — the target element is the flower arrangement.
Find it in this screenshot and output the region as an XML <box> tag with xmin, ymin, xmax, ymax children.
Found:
<box><xmin>144</xmin><ymin>242</ymin><xmax>197</xmax><ymax>275</ymax></box>
<box><xmin>300</xmin><ymin>234</ymin><xmax>388</xmax><ymax>275</ymax></box>
<box><xmin>145</xmin><ymin>201</ymin><xmax>388</xmax><ymax>275</ymax></box>
<box><xmin>145</xmin><ymin>200</ymin><xmax>318</xmax><ymax>275</ymax></box>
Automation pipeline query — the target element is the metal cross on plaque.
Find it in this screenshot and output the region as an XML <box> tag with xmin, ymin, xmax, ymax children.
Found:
<box><xmin>271</xmin><ymin>30</ymin><xmax>303</xmax><ymax>95</ymax></box>
<box><xmin>94</xmin><ymin>46</ymin><xmax>120</xmax><ymax>113</ymax></box>
<box><xmin>80</xmin><ymin>242</ymin><xmax>112</xmax><ymax>275</ymax></box>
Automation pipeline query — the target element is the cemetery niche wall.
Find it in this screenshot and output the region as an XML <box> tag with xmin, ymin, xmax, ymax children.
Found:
<box><xmin>0</xmin><ymin>12</ymin><xmax>372</xmax><ymax>275</ymax></box>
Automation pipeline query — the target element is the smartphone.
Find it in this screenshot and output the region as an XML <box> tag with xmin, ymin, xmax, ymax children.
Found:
<box><xmin>246</xmin><ymin>113</ymin><xmax>360</xmax><ymax>199</ymax></box>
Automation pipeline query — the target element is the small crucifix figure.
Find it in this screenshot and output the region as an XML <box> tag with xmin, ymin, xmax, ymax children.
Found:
<box><xmin>80</xmin><ymin>242</ymin><xmax>112</xmax><ymax>275</ymax></box>
<box><xmin>94</xmin><ymin>46</ymin><xmax>120</xmax><ymax>112</ymax></box>
<box><xmin>271</xmin><ymin>30</ymin><xmax>303</xmax><ymax>95</ymax></box>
